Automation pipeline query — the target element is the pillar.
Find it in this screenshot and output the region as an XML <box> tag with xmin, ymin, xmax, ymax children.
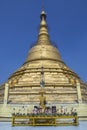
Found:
<box><xmin>4</xmin><ymin>83</ymin><xmax>9</xmax><ymax>105</ymax></box>
<box><xmin>76</xmin><ymin>82</ymin><xmax>82</xmax><ymax>103</ymax></box>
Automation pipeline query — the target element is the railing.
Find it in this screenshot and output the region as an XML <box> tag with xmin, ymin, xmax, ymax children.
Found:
<box><xmin>12</xmin><ymin>114</ymin><xmax>78</xmax><ymax>126</ymax></box>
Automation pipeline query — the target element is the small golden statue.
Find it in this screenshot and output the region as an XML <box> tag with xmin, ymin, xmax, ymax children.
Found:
<box><xmin>39</xmin><ymin>92</ymin><xmax>46</xmax><ymax>110</ymax></box>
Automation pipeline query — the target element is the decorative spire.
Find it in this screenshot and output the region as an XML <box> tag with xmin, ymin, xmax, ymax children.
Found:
<box><xmin>37</xmin><ymin>10</ymin><xmax>51</xmax><ymax>45</ymax></box>
<box><xmin>40</xmin><ymin>67</ymin><xmax>45</xmax><ymax>88</ymax></box>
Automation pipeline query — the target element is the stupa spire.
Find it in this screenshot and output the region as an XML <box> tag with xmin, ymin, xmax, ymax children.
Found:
<box><xmin>37</xmin><ymin>10</ymin><xmax>51</xmax><ymax>45</ymax></box>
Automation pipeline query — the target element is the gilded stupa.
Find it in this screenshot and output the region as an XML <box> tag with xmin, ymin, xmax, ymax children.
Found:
<box><xmin>0</xmin><ymin>10</ymin><xmax>87</xmax><ymax>120</ymax></box>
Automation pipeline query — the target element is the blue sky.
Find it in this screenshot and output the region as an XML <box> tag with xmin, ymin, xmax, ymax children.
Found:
<box><xmin>0</xmin><ymin>0</ymin><xmax>87</xmax><ymax>84</ymax></box>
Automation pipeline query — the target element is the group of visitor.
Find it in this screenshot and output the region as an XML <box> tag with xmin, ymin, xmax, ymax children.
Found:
<box><xmin>32</xmin><ymin>106</ymin><xmax>77</xmax><ymax>116</ymax></box>
<box><xmin>12</xmin><ymin>106</ymin><xmax>77</xmax><ymax>116</ymax></box>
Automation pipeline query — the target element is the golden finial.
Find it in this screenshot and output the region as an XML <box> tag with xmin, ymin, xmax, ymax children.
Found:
<box><xmin>37</xmin><ymin>8</ymin><xmax>51</xmax><ymax>45</ymax></box>
<box><xmin>40</xmin><ymin>6</ymin><xmax>46</xmax><ymax>20</ymax></box>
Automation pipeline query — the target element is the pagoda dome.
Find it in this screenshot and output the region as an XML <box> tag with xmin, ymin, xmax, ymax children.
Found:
<box><xmin>25</xmin><ymin>11</ymin><xmax>62</xmax><ymax>63</ymax></box>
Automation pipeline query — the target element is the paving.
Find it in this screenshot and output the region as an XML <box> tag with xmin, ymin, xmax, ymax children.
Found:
<box><xmin>0</xmin><ymin>121</ymin><xmax>87</xmax><ymax>130</ymax></box>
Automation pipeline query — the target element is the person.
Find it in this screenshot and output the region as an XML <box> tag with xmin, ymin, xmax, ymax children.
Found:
<box><xmin>71</xmin><ymin>107</ymin><xmax>74</xmax><ymax>115</ymax></box>
<box><xmin>32</xmin><ymin>107</ymin><xmax>38</xmax><ymax>114</ymax></box>
<box><xmin>64</xmin><ymin>108</ymin><xmax>67</xmax><ymax>115</ymax></box>
<box><xmin>74</xmin><ymin>109</ymin><xmax>77</xmax><ymax>115</ymax></box>
<box><xmin>60</xmin><ymin>106</ymin><xmax>64</xmax><ymax>115</ymax></box>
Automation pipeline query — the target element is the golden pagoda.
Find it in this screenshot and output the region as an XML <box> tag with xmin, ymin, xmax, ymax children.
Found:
<box><xmin>0</xmin><ymin>10</ymin><xmax>87</xmax><ymax>120</ymax></box>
